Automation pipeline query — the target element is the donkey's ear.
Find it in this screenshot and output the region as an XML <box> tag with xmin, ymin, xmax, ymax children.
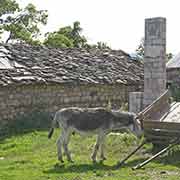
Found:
<box><xmin>134</xmin><ymin>115</ymin><xmax>140</xmax><ymax>124</ymax></box>
<box><xmin>106</xmin><ymin>99</ymin><xmax>112</xmax><ymax>112</ymax></box>
<box><xmin>134</xmin><ymin>115</ymin><xmax>143</xmax><ymax>129</ymax></box>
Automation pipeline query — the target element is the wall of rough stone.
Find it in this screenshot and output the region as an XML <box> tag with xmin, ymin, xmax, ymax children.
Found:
<box><xmin>0</xmin><ymin>83</ymin><xmax>139</xmax><ymax>126</ymax></box>
<box><xmin>167</xmin><ymin>68</ymin><xmax>180</xmax><ymax>85</ymax></box>
<box><xmin>129</xmin><ymin>92</ymin><xmax>144</xmax><ymax>113</ymax></box>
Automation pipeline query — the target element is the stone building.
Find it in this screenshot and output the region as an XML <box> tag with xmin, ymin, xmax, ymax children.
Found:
<box><xmin>0</xmin><ymin>43</ymin><xmax>143</xmax><ymax>126</ymax></box>
<box><xmin>166</xmin><ymin>53</ymin><xmax>180</xmax><ymax>86</ymax></box>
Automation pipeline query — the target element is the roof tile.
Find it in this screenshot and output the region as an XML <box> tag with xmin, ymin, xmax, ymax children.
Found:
<box><xmin>0</xmin><ymin>43</ymin><xmax>144</xmax><ymax>86</ymax></box>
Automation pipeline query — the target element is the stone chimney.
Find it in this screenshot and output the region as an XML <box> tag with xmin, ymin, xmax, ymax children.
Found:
<box><xmin>143</xmin><ymin>17</ymin><xmax>166</xmax><ymax>108</ymax></box>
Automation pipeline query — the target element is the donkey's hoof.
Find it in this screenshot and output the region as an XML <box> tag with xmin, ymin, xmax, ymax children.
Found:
<box><xmin>100</xmin><ymin>157</ymin><xmax>107</xmax><ymax>161</ymax></box>
<box><xmin>58</xmin><ymin>158</ymin><xmax>64</xmax><ymax>163</ymax></box>
<box><xmin>68</xmin><ymin>159</ymin><xmax>74</xmax><ymax>163</ymax></box>
<box><xmin>92</xmin><ymin>159</ymin><xmax>97</xmax><ymax>164</ymax></box>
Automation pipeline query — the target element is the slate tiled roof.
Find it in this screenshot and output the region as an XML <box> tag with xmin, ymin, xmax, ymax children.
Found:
<box><xmin>166</xmin><ymin>52</ymin><xmax>180</xmax><ymax>69</ymax></box>
<box><xmin>0</xmin><ymin>43</ymin><xmax>144</xmax><ymax>86</ymax></box>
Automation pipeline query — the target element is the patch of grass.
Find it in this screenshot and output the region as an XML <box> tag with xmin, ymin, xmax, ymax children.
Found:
<box><xmin>0</xmin><ymin>130</ymin><xmax>180</xmax><ymax>180</ymax></box>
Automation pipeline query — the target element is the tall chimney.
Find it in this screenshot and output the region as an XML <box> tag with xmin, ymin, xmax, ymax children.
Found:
<box><xmin>143</xmin><ymin>17</ymin><xmax>166</xmax><ymax>107</ymax></box>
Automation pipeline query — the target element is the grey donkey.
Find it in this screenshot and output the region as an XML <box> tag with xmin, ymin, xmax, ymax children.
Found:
<box><xmin>48</xmin><ymin>107</ymin><xmax>142</xmax><ymax>163</ymax></box>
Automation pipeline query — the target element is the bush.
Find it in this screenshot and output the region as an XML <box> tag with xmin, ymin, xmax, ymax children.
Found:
<box><xmin>0</xmin><ymin>111</ymin><xmax>52</xmax><ymax>138</ymax></box>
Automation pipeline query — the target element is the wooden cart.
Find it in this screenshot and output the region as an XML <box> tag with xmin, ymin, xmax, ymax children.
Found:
<box><xmin>117</xmin><ymin>89</ymin><xmax>180</xmax><ymax>169</ymax></box>
<box><xmin>141</xmin><ymin>90</ymin><xmax>180</xmax><ymax>144</ymax></box>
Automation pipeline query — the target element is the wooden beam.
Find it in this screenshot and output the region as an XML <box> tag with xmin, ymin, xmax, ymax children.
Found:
<box><xmin>145</xmin><ymin>129</ymin><xmax>180</xmax><ymax>137</ymax></box>
<box><xmin>132</xmin><ymin>138</ymin><xmax>180</xmax><ymax>170</ymax></box>
<box><xmin>138</xmin><ymin>90</ymin><xmax>169</xmax><ymax>121</ymax></box>
<box><xmin>143</xmin><ymin>121</ymin><xmax>180</xmax><ymax>131</ymax></box>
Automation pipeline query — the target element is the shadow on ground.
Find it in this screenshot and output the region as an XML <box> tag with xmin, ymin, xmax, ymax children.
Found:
<box><xmin>44</xmin><ymin>162</ymin><xmax>116</xmax><ymax>174</ymax></box>
<box><xmin>44</xmin><ymin>149</ymin><xmax>180</xmax><ymax>175</ymax></box>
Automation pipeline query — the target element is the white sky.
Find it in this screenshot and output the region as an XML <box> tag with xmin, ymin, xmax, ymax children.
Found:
<box><xmin>17</xmin><ymin>0</ymin><xmax>180</xmax><ymax>54</ymax></box>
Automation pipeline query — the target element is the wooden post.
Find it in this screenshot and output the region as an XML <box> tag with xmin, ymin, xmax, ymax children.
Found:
<box><xmin>132</xmin><ymin>138</ymin><xmax>180</xmax><ymax>170</ymax></box>
<box><xmin>116</xmin><ymin>140</ymin><xmax>146</xmax><ymax>168</ymax></box>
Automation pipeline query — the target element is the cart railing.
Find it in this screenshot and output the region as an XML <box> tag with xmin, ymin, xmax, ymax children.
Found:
<box><xmin>137</xmin><ymin>89</ymin><xmax>170</xmax><ymax>122</ymax></box>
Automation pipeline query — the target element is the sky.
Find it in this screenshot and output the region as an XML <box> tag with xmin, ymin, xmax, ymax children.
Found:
<box><xmin>16</xmin><ymin>0</ymin><xmax>180</xmax><ymax>54</ymax></box>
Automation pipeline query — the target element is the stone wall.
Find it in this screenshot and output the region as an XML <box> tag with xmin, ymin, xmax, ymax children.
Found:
<box><xmin>129</xmin><ymin>92</ymin><xmax>144</xmax><ymax>113</ymax></box>
<box><xmin>0</xmin><ymin>83</ymin><xmax>139</xmax><ymax>126</ymax></box>
<box><xmin>167</xmin><ymin>68</ymin><xmax>180</xmax><ymax>85</ymax></box>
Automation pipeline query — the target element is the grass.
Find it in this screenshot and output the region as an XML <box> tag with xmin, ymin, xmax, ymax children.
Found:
<box><xmin>1</xmin><ymin>129</ymin><xmax>180</xmax><ymax>180</ymax></box>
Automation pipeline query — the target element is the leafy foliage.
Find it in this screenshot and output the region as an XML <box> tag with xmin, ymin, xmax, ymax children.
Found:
<box><xmin>0</xmin><ymin>1</ymin><xmax>48</xmax><ymax>44</ymax></box>
<box><xmin>0</xmin><ymin>1</ymin><xmax>111</xmax><ymax>49</ymax></box>
<box><xmin>135</xmin><ymin>38</ymin><xmax>144</xmax><ymax>59</ymax></box>
<box><xmin>44</xmin><ymin>21</ymin><xmax>87</xmax><ymax>48</ymax></box>
<box><xmin>97</xmin><ymin>41</ymin><xmax>110</xmax><ymax>49</ymax></box>
<box><xmin>44</xmin><ymin>33</ymin><xmax>74</xmax><ymax>48</ymax></box>
<box><xmin>166</xmin><ymin>52</ymin><xmax>174</xmax><ymax>61</ymax></box>
<box><xmin>44</xmin><ymin>21</ymin><xmax>111</xmax><ymax>49</ymax></box>
<box><xmin>71</xmin><ymin>21</ymin><xmax>87</xmax><ymax>47</ymax></box>
<box><xmin>0</xmin><ymin>0</ymin><xmax>19</xmax><ymax>17</ymax></box>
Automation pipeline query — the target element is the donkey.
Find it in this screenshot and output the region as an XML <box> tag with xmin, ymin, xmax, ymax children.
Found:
<box><xmin>48</xmin><ymin>107</ymin><xmax>142</xmax><ymax>163</ymax></box>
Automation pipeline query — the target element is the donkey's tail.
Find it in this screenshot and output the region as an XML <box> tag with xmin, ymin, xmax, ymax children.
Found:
<box><xmin>48</xmin><ymin>113</ymin><xmax>58</xmax><ymax>139</ymax></box>
<box><xmin>48</xmin><ymin>128</ymin><xmax>54</xmax><ymax>139</ymax></box>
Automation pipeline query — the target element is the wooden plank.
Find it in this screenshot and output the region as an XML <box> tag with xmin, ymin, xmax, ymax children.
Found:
<box><xmin>159</xmin><ymin>102</ymin><xmax>179</xmax><ymax>121</ymax></box>
<box><xmin>144</xmin><ymin>129</ymin><xmax>180</xmax><ymax>137</ymax></box>
<box><xmin>138</xmin><ymin>90</ymin><xmax>169</xmax><ymax>116</ymax></box>
<box><xmin>145</xmin><ymin>132</ymin><xmax>180</xmax><ymax>140</ymax></box>
<box><xmin>147</xmin><ymin>140</ymin><xmax>173</xmax><ymax>145</ymax></box>
<box><xmin>145</xmin><ymin>134</ymin><xmax>176</xmax><ymax>141</ymax></box>
<box><xmin>145</xmin><ymin>137</ymin><xmax>172</xmax><ymax>143</ymax></box>
<box><xmin>145</xmin><ymin>132</ymin><xmax>178</xmax><ymax>144</ymax></box>
<box><xmin>132</xmin><ymin>139</ymin><xmax>180</xmax><ymax>170</ymax></box>
<box><xmin>146</xmin><ymin>137</ymin><xmax>178</xmax><ymax>145</ymax></box>
<box><xmin>143</xmin><ymin>121</ymin><xmax>180</xmax><ymax>130</ymax></box>
<box><xmin>138</xmin><ymin>90</ymin><xmax>169</xmax><ymax>121</ymax></box>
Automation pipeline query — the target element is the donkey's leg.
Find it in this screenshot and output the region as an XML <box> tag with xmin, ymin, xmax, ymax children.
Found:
<box><xmin>100</xmin><ymin>134</ymin><xmax>107</xmax><ymax>161</ymax></box>
<box><xmin>91</xmin><ymin>133</ymin><xmax>103</xmax><ymax>162</ymax></box>
<box><xmin>56</xmin><ymin>129</ymin><xmax>66</xmax><ymax>163</ymax></box>
<box><xmin>63</xmin><ymin>129</ymin><xmax>73</xmax><ymax>162</ymax></box>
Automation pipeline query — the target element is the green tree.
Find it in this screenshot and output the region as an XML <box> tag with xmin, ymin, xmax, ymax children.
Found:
<box><xmin>96</xmin><ymin>41</ymin><xmax>110</xmax><ymax>49</ymax></box>
<box><xmin>0</xmin><ymin>1</ymin><xmax>48</xmax><ymax>44</ymax></box>
<box><xmin>0</xmin><ymin>0</ymin><xmax>19</xmax><ymax>17</ymax></box>
<box><xmin>166</xmin><ymin>52</ymin><xmax>173</xmax><ymax>61</ymax></box>
<box><xmin>44</xmin><ymin>21</ymin><xmax>87</xmax><ymax>48</ymax></box>
<box><xmin>135</xmin><ymin>38</ymin><xmax>144</xmax><ymax>58</ymax></box>
<box><xmin>44</xmin><ymin>32</ymin><xmax>73</xmax><ymax>48</ymax></box>
<box><xmin>0</xmin><ymin>0</ymin><xmax>19</xmax><ymax>39</ymax></box>
<box><xmin>44</xmin><ymin>21</ymin><xmax>111</xmax><ymax>49</ymax></box>
<box><xmin>71</xmin><ymin>21</ymin><xmax>87</xmax><ymax>47</ymax></box>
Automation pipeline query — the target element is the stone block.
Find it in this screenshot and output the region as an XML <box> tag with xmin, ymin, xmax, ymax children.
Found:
<box><xmin>129</xmin><ymin>92</ymin><xmax>143</xmax><ymax>113</ymax></box>
<box><xmin>145</xmin><ymin>17</ymin><xmax>166</xmax><ymax>41</ymax></box>
<box><xmin>145</xmin><ymin>45</ymin><xmax>165</xmax><ymax>57</ymax></box>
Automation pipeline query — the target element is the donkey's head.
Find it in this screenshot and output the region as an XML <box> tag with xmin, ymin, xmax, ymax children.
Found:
<box><xmin>111</xmin><ymin>111</ymin><xmax>143</xmax><ymax>137</ymax></box>
<box><xmin>128</xmin><ymin>114</ymin><xmax>143</xmax><ymax>137</ymax></box>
